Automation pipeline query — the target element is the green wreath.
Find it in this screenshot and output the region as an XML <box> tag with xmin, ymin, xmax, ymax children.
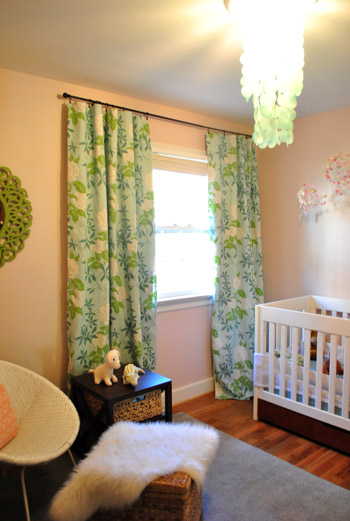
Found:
<box><xmin>0</xmin><ymin>167</ymin><xmax>33</xmax><ymax>267</ymax></box>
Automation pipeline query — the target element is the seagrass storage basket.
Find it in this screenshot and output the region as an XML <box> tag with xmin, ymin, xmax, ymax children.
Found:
<box><xmin>84</xmin><ymin>390</ymin><xmax>162</xmax><ymax>423</ymax></box>
<box><xmin>89</xmin><ymin>472</ymin><xmax>202</xmax><ymax>521</ymax></box>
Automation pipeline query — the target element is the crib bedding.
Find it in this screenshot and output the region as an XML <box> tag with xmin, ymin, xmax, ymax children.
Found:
<box><xmin>254</xmin><ymin>353</ymin><xmax>348</xmax><ymax>417</ymax></box>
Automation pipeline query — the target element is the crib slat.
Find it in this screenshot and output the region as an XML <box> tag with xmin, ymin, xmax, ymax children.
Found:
<box><xmin>328</xmin><ymin>334</ymin><xmax>337</xmax><ymax>414</ymax></box>
<box><xmin>315</xmin><ymin>332</ymin><xmax>324</xmax><ymax>410</ymax></box>
<box><xmin>261</xmin><ymin>320</ymin><xmax>267</xmax><ymax>354</ymax></box>
<box><xmin>276</xmin><ymin>323</ymin><xmax>281</xmax><ymax>354</ymax></box>
<box><xmin>302</xmin><ymin>329</ymin><xmax>311</xmax><ymax>406</ymax></box>
<box><xmin>342</xmin><ymin>336</ymin><xmax>350</xmax><ymax>418</ymax></box>
<box><xmin>268</xmin><ymin>322</ymin><xmax>276</xmax><ymax>393</ymax></box>
<box><xmin>291</xmin><ymin>327</ymin><xmax>299</xmax><ymax>401</ymax></box>
<box><xmin>280</xmin><ymin>325</ymin><xmax>287</xmax><ymax>398</ymax></box>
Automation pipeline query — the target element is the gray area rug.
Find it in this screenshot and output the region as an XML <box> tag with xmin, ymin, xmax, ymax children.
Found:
<box><xmin>1</xmin><ymin>413</ymin><xmax>349</xmax><ymax>520</ymax></box>
<box><xmin>174</xmin><ymin>412</ymin><xmax>350</xmax><ymax>521</ymax></box>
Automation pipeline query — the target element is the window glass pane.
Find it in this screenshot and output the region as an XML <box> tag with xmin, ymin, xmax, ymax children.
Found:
<box><xmin>156</xmin><ymin>231</ymin><xmax>215</xmax><ymax>298</ymax></box>
<box><xmin>154</xmin><ymin>170</ymin><xmax>209</xmax><ymax>229</ymax></box>
<box><xmin>153</xmin><ymin>168</ymin><xmax>215</xmax><ymax>299</ymax></box>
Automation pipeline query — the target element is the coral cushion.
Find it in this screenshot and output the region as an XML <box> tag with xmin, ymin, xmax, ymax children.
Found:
<box><xmin>0</xmin><ymin>384</ymin><xmax>19</xmax><ymax>449</ymax></box>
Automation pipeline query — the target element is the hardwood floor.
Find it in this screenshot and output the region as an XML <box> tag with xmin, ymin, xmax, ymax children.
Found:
<box><xmin>173</xmin><ymin>392</ymin><xmax>350</xmax><ymax>490</ymax></box>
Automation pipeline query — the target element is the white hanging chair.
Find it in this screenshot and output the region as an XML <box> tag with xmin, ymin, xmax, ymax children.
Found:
<box><xmin>0</xmin><ymin>360</ymin><xmax>80</xmax><ymax>521</ymax></box>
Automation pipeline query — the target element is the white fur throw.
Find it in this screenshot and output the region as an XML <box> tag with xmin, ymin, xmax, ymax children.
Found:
<box><xmin>50</xmin><ymin>420</ymin><xmax>219</xmax><ymax>521</ymax></box>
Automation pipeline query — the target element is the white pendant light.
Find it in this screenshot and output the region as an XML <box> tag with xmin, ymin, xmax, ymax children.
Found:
<box><xmin>224</xmin><ymin>0</ymin><xmax>317</xmax><ymax>148</ymax></box>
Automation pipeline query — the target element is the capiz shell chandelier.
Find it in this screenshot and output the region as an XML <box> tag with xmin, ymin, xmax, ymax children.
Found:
<box><xmin>224</xmin><ymin>0</ymin><xmax>317</xmax><ymax>149</ymax></box>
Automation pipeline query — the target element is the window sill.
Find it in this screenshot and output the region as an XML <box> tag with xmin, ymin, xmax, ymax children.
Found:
<box><xmin>157</xmin><ymin>294</ymin><xmax>213</xmax><ymax>313</ymax></box>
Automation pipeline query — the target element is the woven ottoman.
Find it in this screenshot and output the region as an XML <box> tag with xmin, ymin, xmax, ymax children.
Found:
<box><xmin>50</xmin><ymin>421</ymin><xmax>219</xmax><ymax>521</ymax></box>
<box><xmin>89</xmin><ymin>472</ymin><xmax>201</xmax><ymax>521</ymax></box>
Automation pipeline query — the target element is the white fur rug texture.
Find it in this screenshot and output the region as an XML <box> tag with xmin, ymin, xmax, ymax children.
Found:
<box><xmin>50</xmin><ymin>420</ymin><xmax>219</xmax><ymax>521</ymax></box>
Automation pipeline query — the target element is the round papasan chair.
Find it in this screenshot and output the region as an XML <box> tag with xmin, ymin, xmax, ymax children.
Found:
<box><xmin>0</xmin><ymin>360</ymin><xmax>80</xmax><ymax>521</ymax></box>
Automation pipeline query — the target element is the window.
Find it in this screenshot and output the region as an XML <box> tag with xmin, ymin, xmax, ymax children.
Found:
<box><xmin>152</xmin><ymin>146</ymin><xmax>215</xmax><ymax>301</ymax></box>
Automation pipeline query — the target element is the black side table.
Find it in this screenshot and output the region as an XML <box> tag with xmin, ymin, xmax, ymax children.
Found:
<box><xmin>71</xmin><ymin>366</ymin><xmax>172</xmax><ymax>454</ymax></box>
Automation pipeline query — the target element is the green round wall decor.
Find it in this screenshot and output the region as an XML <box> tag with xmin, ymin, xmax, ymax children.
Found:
<box><xmin>0</xmin><ymin>167</ymin><xmax>33</xmax><ymax>267</ymax></box>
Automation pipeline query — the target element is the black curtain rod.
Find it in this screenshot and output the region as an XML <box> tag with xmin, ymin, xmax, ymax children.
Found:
<box><xmin>62</xmin><ymin>92</ymin><xmax>252</xmax><ymax>139</ymax></box>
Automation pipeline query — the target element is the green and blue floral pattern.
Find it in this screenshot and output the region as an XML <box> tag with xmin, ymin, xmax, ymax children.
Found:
<box><xmin>67</xmin><ymin>102</ymin><xmax>156</xmax><ymax>380</ymax></box>
<box><xmin>206</xmin><ymin>133</ymin><xmax>264</xmax><ymax>400</ymax></box>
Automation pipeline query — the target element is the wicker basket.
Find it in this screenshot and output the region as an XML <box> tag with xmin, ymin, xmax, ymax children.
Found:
<box><xmin>89</xmin><ymin>472</ymin><xmax>202</xmax><ymax>521</ymax></box>
<box><xmin>84</xmin><ymin>390</ymin><xmax>162</xmax><ymax>423</ymax></box>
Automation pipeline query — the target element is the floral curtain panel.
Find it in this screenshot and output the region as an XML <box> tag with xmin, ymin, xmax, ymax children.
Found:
<box><xmin>67</xmin><ymin>101</ymin><xmax>156</xmax><ymax>380</ymax></box>
<box><xmin>206</xmin><ymin>132</ymin><xmax>264</xmax><ymax>400</ymax></box>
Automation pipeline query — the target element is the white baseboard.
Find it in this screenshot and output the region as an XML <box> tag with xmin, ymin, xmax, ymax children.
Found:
<box><xmin>172</xmin><ymin>377</ymin><xmax>214</xmax><ymax>405</ymax></box>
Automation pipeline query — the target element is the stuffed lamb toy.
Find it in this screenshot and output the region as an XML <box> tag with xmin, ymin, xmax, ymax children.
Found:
<box><xmin>89</xmin><ymin>349</ymin><xmax>121</xmax><ymax>386</ymax></box>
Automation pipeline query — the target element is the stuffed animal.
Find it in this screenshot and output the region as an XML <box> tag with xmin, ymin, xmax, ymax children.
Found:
<box><xmin>322</xmin><ymin>358</ymin><xmax>343</xmax><ymax>376</ymax></box>
<box><xmin>310</xmin><ymin>330</ymin><xmax>317</xmax><ymax>360</ymax></box>
<box><xmin>122</xmin><ymin>364</ymin><xmax>145</xmax><ymax>386</ymax></box>
<box><xmin>89</xmin><ymin>349</ymin><xmax>121</xmax><ymax>385</ymax></box>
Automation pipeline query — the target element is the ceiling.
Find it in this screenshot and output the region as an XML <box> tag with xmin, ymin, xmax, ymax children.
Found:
<box><xmin>0</xmin><ymin>0</ymin><xmax>349</xmax><ymax>125</ymax></box>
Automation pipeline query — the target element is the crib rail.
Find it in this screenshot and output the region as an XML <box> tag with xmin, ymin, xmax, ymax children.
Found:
<box><xmin>254</xmin><ymin>296</ymin><xmax>350</xmax><ymax>432</ymax></box>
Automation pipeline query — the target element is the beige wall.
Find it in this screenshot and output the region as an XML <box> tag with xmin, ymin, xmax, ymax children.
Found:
<box><xmin>157</xmin><ymin>305</ymin><xmax>213</xmax><ymax>391</ymax></box>
<box><xmin>0</xmin><ymin>67</ymin><xmax>250</xmax><ymax>393</ymax></box>
<box><xmin>258</xmin><ymin>108</ymin><xmax>350</xmax><ymax>303</ymax></box>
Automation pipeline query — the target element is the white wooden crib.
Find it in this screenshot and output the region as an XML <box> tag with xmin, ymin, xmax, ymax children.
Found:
<box><xmin>253</xmin><ymin>295</ymin><xmax>350</xmax><ymax>453</ymax></box>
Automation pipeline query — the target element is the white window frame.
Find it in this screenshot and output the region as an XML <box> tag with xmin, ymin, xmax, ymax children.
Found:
<box><xmin>152</xmin><ymin>143</ymin><xmax>213</xmax><ymax>313</ymax></box>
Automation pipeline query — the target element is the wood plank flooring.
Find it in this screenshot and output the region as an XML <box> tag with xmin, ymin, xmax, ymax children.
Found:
<box><xmin>173</xmin><ymin>392</ymin><xmax>350</xmax><ymax>490</ymax></box>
